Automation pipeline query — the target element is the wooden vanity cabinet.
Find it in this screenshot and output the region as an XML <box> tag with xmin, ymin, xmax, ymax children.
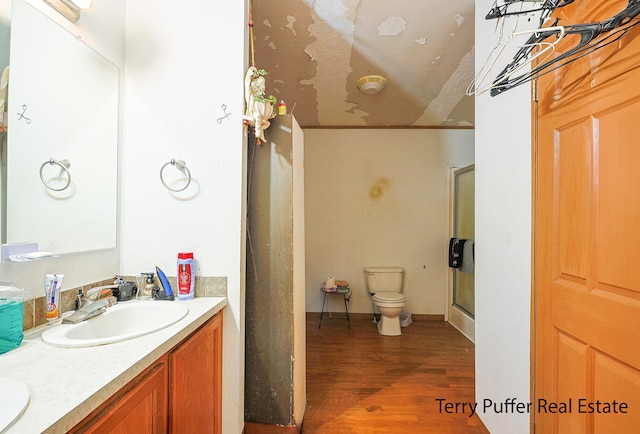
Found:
<box><xmin>70</xmin><ymin>312</ymin><xmax>222</xmax><ymax>434</ymax></box>
<box><xmin>169</xmin><ymin>311</ymin><xmax>222</xmax><ymax>433</ymax></box>
<box><xmin>68</xmin><ymin>356</ymin><xmax>168</xmax><ymax>434</ymax></box>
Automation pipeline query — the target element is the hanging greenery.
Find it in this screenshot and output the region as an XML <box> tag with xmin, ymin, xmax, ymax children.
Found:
<box><xmin>242</xmin><ymin>2</ymin><xmax>277</xmax><ymax>144</ymax></box>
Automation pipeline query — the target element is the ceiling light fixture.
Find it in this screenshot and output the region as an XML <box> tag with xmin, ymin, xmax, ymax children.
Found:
<box><xmin>43</xmin><ymin>0</ymin><xmax>92</xmax><ymax>23</ymax></box>
<box><xmin>357</xmin><ymin>75</ymin><xmax>387</xmax><ymax>95</ymax></box>
<box><xmin>69</xmin><ymin>0</ymin><xmax>93</xmax><ymax>9</ymax></box>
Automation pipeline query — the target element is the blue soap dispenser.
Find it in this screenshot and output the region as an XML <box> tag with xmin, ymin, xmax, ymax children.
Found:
<box><xmin>154</xmin><ymin>266</ymin><xmax>174</xmax><ymax>300</ymax></box>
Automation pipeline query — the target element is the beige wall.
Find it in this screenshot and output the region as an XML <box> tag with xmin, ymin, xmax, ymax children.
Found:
<box><xmin>304</xmin><ymin>128</ymin><xmax>473</xmax><ymax>315</ymax></box>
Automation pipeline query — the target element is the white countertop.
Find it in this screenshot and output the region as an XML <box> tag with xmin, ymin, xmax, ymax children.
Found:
<box><xmin>0</xmin><ymin>297</ymin><xmax>227</xmax><ymax>434</ymax></box>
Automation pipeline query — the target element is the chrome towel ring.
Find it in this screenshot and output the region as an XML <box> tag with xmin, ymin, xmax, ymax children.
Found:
<box><xmin>40</xmin><ymin>158</ymin><xmax>71</xmax><ymax>191</ymax></box>
<box><xmin>160</xmin><ymin>159</ymin><xmax>191</xmax><ymax>192</ymax></box>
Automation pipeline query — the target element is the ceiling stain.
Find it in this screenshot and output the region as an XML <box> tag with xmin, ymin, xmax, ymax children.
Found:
<box><xmin>252</xmin><ymin>0</ymin><xmax>475</xmax><ymax>128</ymax></box>
<box><xmin>377</xmin><ymin>16</ymin><xmax>407</xmax><ymax>36</ymax></box>
<box><xmin>285</xmin><ymin>15</ymin><xmax>297</xmax><ymax>35</ymax></box>
<box><xmin>415</xmin><ymin>48</ymin><xmax>475</xmax><ymax>125</ymax></box>
<box><xmin>300</xmin><ymin>2</ymin><xmax>360</xmax><ymax>125</ymax></box>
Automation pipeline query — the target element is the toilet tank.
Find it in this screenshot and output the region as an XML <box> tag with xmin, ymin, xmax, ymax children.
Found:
<box><xmin>364</xmin><ymin>266</ymin><xmax>404</xmax><ymax>294</ymax></box>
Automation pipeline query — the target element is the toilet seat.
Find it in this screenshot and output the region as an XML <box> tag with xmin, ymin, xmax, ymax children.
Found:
<box><xmin>372</xmin><ymin>292</ymin><xmax>406</xmax><ymax>305</ymax></box>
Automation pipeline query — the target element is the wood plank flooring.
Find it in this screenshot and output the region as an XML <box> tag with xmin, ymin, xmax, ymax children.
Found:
<box><xmin>303</xmin><ymin>315</ymin><xmax>489</xmax><ymax>434</ymax></box>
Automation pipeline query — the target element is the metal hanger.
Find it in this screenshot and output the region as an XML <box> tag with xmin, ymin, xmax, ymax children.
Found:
<box><xmin>467</xmin><ymin>25</ymin><xmax>565</xmax><ymax>96</ymax></box>
<box><xmin>484</xmin><ymin>0</ymin><xmax>640</xmax><ymax>96</ymax></box>
<box><xmin>490</xmin><ymin>0</ymin><xmax>640</xmax><ymax>96</ymax></box>
<box><xmin>485</xmin><ymin>0</ymin><xmax>575</xmax><ymax>21</ymax></box>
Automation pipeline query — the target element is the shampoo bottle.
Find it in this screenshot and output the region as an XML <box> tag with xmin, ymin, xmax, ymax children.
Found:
<box><xmin>177</xmin><ymin>252</ymin><xmax>195</xmax><ymax>300</ymax></box>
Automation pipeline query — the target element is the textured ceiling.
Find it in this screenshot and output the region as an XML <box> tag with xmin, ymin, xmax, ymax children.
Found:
<box><xmin>251</xmin><ymin>0</ymin><xmax>475</xmax><ymax>128</ymax></box>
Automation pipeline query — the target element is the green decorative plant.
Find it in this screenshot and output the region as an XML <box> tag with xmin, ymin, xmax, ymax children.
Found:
<box><xmin>251</xmin><ymin>69</ymin><xmax>276</xmax><ymax>104</ymax></box>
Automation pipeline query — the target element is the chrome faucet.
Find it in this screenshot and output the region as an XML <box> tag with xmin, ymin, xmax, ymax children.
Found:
<box><xmin>62</xmin><ymin>285</ymin><xmax>118</xmax><ymax>324</ymax></box>
<box><xmin>85</xmin><ymin>285</ymin><xmax>118</xmax><ymax>303</ymax></box>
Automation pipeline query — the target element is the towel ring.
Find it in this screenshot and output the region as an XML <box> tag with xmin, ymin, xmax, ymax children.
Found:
<box><xmin>160</xmin><ymin>159</ymin><xmax>191</xmax><ymax>192</ymax></box>
<box><xmin>39</xmin><ymin>158</ymin><xmax>71</xmax><ymax>191</ymax></box>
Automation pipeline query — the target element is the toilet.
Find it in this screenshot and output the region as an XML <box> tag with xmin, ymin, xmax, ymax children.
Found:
<box><xmin>364</xmin><ymin>266</ymin><xmax>406</xmax><ymax>336</ymax></box>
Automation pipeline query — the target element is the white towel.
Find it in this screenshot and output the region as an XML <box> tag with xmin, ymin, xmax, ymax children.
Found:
<box><xmin>460</xmin><ymin>239</ymin><xmax>474</xmax><ymax>274</ymax></box>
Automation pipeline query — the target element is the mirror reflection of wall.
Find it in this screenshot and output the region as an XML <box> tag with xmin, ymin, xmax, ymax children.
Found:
<box><xmin>0</xmin><ymin>4</ymin><xmax>9</xmax><ymax>244</ymax></box>
<box><xmin>3</xmin><ymin>0</ymin><xmax>118</xmax><ymax>255</ymax></box>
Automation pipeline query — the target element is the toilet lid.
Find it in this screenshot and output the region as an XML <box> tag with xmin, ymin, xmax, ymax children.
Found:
<box><xmin>373</xmin><ymin>292</ymin><xmax>406</xmax><ymax>302</ymax></box>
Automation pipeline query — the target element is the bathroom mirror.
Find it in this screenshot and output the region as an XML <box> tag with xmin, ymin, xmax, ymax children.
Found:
<box><xmin>1</xmin><ymin>3</ymin><xmax>9</xmax><ymax>244</ymax></box>
<box><xmin>1</xmin><ymin>0</ymin><xmax>118</xmax><ymax>255</ymax></box>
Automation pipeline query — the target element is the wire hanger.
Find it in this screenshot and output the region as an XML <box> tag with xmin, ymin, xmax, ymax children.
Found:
<box><xmin>468</xmin><ymin>0</ymin><xmax>568</xmax><ymax>95</ymax></box>
<box><xmin>489</xmin><ymin>0</ymin><xmax>640</xmax><ymax>96</ymax></box>
<box><xmin>485</xmin><ymin>0</ymin><xmax>575</xmax><ymax>21</ymax></box>
<box><xmin>467</xmin><ymin>24</ymin><xmax>566</xmax><ymax>96</ymax></box>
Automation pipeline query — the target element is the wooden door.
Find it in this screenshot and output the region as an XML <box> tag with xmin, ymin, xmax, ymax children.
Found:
<box><xmin>534</xmin><ymin>1</ymin><xmax>640</xmax><ymax>433</ymax></box>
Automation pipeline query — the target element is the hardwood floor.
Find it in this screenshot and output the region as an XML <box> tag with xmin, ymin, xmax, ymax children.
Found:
<box><xmin>303</xmin><ymin>315</ymin><xmax>489</xmax><ymax>434</ymax></box>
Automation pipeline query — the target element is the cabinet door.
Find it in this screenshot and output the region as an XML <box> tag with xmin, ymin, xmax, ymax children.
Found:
<box><xmin>169</xmin><ymin>312</ymin><xmax>222</xmax><ymax>434</ymax></box>
<box><xmin>70</xmin><ymin>356</ymin><xmax>168</xmax><ymax>434</ymax></box>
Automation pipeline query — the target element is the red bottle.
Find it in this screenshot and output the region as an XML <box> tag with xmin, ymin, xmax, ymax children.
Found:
<box><xmin>177</xmin><ymin>252</ymin><xmax>195</xmax><ymax>300</ymax></box>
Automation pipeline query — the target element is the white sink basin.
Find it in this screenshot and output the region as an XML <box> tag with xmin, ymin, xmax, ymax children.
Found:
<box><xmin>0</xmin><ymin>377</ymin><xmax>30</xmax><ymax>433</ymax></box>
<box><xmin>41</xmin><ymin>300</ymin><xmax>189</xmax><ymax>348</ymax></box>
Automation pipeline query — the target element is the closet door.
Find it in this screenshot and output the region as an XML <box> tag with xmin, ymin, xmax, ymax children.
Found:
<box><xmin>534</xmin><ymin>1</ymin><xmax>640</xmax><ymax>432</ymax></box>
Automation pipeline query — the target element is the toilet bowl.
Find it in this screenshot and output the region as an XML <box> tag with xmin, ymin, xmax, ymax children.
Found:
<box><xmin>364</xmin><ymin>267</ymin><xmax>406</xmax><ymax>336</ymax></box>
<box><xmin>372</xmin><ymin>292</ymin><xmax>406</xmax><ymax>336</ymax></box>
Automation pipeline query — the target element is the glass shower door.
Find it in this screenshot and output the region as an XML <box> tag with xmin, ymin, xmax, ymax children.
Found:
<box><xmin>449</xmin><ymin>164</ymin><xmax>475</xmax><ymax>340</ymax></box>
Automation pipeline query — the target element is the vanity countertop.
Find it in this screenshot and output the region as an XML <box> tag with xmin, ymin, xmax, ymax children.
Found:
<box><xmin>0</xmin><ymin>296</ymin><xmax>227</xmax><ymax>434</ymax></box>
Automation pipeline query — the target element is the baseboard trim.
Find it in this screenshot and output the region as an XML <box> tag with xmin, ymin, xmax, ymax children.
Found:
<box><xmin>411</xmin><ymin>313</ymin><xmax>446</xmax><ymax>321</ymax></box>
<box><xmin>244</xmin><ymin>421</ymin><xmax>299</xmax><ymax>434</ymax></box>
<box><xmin>307</xmin><ymin>312</ymin><xmax>444</xmax><ymax>321</ymax></box>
